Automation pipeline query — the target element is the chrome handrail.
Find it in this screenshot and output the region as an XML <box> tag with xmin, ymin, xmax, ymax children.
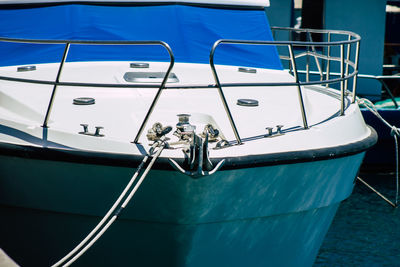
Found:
<box><xmin>271</xmin><ymin>27</ymin><xmax>361</xmax><ymax>103</ymax></box>
<box><xmin>0</xmin><ymin>37</ymin><xmax>175</xmax><ymax>143</ymax></box>
<box><xmin>0</xmin><ymin>27</ymin><xmax>361</xmax><ymax>145</ymax></box>
<box><xmin>271</xmin><ymin>26</ymin><xmax>361</xmax><ymax>106</ymax></box>
<box><xmin>209</xmin><ymin>28</ymin><xmax>360</xmax><ymax>143</ymax></box>
<box><xmin>209</xmin><ymin>40</ymin><xmax>243</xmax><ymax>144</ymax></box>
<box><xmin>43</xmin><ymin>43</ymin><xmax>70</xmax><ymax>128</ymax></box>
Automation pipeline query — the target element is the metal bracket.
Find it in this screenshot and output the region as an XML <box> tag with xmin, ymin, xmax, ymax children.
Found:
<box><xmin>168</xmin><ymin>133</ymin><xmax>225</xmax><ymax>178</ymax></box>
<box><xmin>79</xmin><ymin>124</ymin><xmax>105</xmax><ymax>137</ymax></box>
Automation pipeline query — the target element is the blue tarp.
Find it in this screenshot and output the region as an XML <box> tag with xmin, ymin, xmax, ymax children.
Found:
<box><xmin>0</xmin><ymin>4</ymin><xmax>282</xmax><ymax>69</ymax></box>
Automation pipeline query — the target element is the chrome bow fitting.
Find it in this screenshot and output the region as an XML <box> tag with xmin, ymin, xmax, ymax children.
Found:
<box><xmin>147</xmin><ymin>114</ymin><xmax>225</xmax><ymax>177</ymax></box>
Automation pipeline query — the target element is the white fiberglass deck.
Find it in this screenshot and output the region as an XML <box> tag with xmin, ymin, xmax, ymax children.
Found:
<box><xmin>0</xmin><ymin>61</ymin><xmax>371</xmax><ymax>158</ymax></box>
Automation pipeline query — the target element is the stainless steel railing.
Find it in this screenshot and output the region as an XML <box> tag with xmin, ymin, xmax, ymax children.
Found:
<box><xmin>0</xmin><ymin>28</ymin><xmax>361</xmax><ymax>145</ymax></box>
<box><xmin>0</xmin><ymin>37</ymin><xmax>175</xmax><ymax>143</ymax></box>
<box><xmin>209</xmin><ymin>27</ymin><xmax>360</xmax><ymax>144</ymax></box>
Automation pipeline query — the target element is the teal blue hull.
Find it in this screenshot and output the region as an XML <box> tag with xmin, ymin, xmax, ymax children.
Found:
<box><xmin>0</xmin><ymin>153</ymin><xmax>364</xmax><ymax>266</ymax></box>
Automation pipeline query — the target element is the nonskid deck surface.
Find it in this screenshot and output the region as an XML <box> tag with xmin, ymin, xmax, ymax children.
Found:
<box><xmin>0</xmin><ymin>61</ymin><xmax>371</xmax><ymax>158</ymax></box>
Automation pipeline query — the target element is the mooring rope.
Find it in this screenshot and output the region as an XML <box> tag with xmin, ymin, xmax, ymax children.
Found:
<box><xmin>394</xmin><ymin>133</ymin><xmax>399</xmax><ymax>206</ymax></box>
<box><xmin>51</xmin><ymin>141</ymin><xmax>166</xmax><ymax>267</ymax></box>
<box><xmin>358</xmin><ymin>98</ymin><xmax>400</xmax><ymax>207</ymax></box>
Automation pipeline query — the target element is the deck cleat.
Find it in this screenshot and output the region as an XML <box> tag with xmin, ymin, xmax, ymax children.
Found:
<box><xmin>201</xmin><ymin>124</ymin><xmax>220</xmax><ymax>142</ymax></box>
<box><xmin>146</xmin><ymin>122</ymin><xmax>172</xmax><ymax>142</ymax></box>
<box><xmin>79</xmin><ymin>124</ymin><xmax>105</xmax><ymax>137</ymax></box>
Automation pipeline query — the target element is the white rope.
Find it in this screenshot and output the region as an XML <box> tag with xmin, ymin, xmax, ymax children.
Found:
<box><xmin>358</xmin><ymin>98</ymin><xmax>395</xmax><ymax>129</ymax></box>
<box><xmin>394</xmin><ymin>133</ymin><xmax>399</xmax><ymax>206</ymax></box>
<box><xmin>52</xmin><ymin>142</ymin><xmax>165</xmax><ymax>267</ymax></box>
<box><xmin>63</xmin><ymin>217</ymin><xmax>118</xmax><ymax>267</ymax></box>
<box><xmin>358</xmin><ymin>97</ymin><xmax>400</xmax><ymax>207</ymax></box>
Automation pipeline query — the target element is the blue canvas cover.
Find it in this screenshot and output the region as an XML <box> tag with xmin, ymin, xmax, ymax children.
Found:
<box><xmin>0</xmin><ymin>3</ymin><xmax>282</xmax><ymax>69</ymax></box>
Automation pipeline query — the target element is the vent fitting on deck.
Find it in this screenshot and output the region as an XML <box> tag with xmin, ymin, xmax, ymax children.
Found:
<box><xmin>237</xmin><ymin>99</ymin><xmax>259</xmax><ymax>107</ymax></box>
<box><xmin>238</xmin><ymin>67</ymin><xmax>257</xmax><ymax>73</ymax></box>
<box><xmin>73</xmin><ymin>97</ymin><xmax>95</xmax><ymax>105</ymax></box>
<box><xmin>124</xmin><ymin>72</ymin><xmax>179</xmax><ymax>83</ymax></box>
<box><xmin>130</xmin><ymin>62</ymin><xmax>150</xmax><ymax>68</ymax></box>
<box><xmin>17</xmin><ymin>66</ymin><xmax>36</xmax><ymax>72</ymax></box>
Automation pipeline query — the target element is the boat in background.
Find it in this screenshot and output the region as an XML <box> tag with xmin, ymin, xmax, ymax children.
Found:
<box><xmin>0</xmin><ymin>1</ymin><xmax>376</xmax><ymax>266</ymax></box>
<box><xmin>358</xmin><ymin>74</ymin><xmax>400</xmax><ymax>170</ymax></box>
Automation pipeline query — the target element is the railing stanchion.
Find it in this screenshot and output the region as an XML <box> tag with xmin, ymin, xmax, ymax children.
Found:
<box><xmin>307</xmin><ymin>32</ymin><xmax>323</xmax><ymax>81</ymax></box>
<box><xmin>210</xmin><ymin>41</ymin><xmax>242</xmax><ymax>145</ymax></box>
<box><xmin>306</xmin><ymin>31</ymin><xmax>310</xmax><ymax>82</ymax></box>
<box><xmin>345</xmin><ymin>35</ymin><xmax>351</xmax><ymax>92</ymax></box>
<box><xmin>133</xmin><ymin>42</ymin><xmax>174</xmax><ymax>144</ymax></box>
<box><xmin>325</xmin><ymin>32</ymin><xmax>331</xmax><ymax>88</ymax></box>
<box><xmin>288</xmin><ymin>44</ymin><xmax>309</xmax><ymax>129</ymax></box>
<box><xmin>42</xmin><ymin>42</ymin><xmax>70</xmax><ymax>128</ymax></box>
<box><xmin>352</xmin><ymin>41</ymin><xmax>360</xmax><ymax>103</ymax></box>
<box><xmin>340</xmin><ymin>44</ymin><xmax>345</xmax><ymax>115</ymax></box>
